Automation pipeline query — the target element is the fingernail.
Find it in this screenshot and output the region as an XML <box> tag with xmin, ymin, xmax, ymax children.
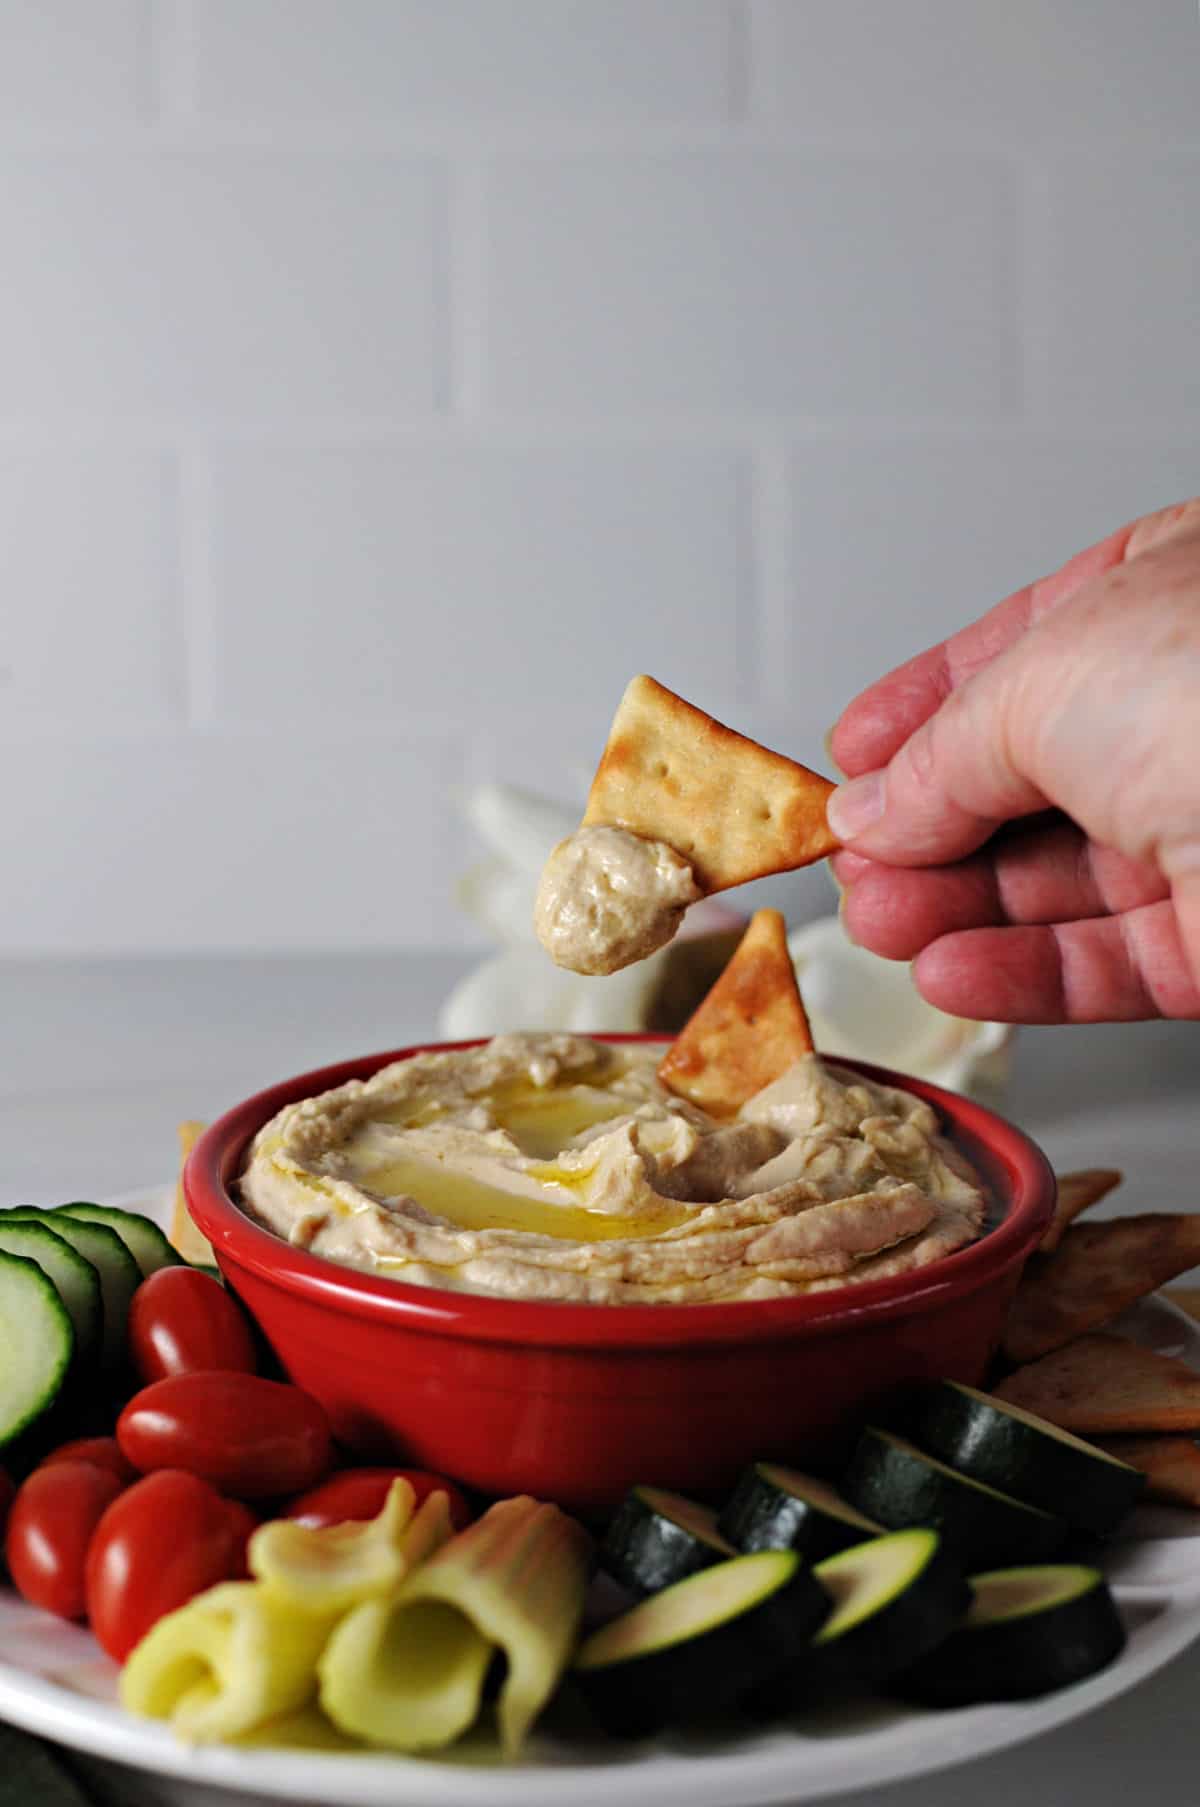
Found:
<box><xmin>827</xmin><ymin>772</ymin><xmax>886</xmax><ymax>842</ymax></box>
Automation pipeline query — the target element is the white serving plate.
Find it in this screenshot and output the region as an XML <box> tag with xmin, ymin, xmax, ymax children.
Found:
<box><xmin>0</xmin><ymin>1188</ymin><xmax>1197</xmax><ymax>1807</ymax></box>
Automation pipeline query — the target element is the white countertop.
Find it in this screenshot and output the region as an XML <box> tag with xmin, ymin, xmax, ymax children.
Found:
<box><xmin>6</xmin><ymin>954</ymin><xmax>1200</xmax><ymax>1807</ymax></box>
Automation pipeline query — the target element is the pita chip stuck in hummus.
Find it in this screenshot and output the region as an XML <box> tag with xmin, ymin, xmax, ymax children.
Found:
<box><xmin>534</xmin><ymin>676</ymin><xmax>838</xmax><ymax>975</ymax></box>
<box><xmin>657</xmin><ymin>908</ymin><xmax>813</xmax><ymax>1116</ymax></box>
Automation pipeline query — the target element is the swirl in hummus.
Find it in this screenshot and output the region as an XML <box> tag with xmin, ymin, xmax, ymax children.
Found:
<box><xmin>239</xmin><ymin>1034</ymin><xmax>987</xmax><ymax>1305</ymax></box>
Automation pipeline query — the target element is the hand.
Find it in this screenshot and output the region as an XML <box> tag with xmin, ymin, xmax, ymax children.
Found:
<box><xmin>826</xmin><ymin>499</ymin><xmax>1200</xmax><ymax>1024</ymax></box>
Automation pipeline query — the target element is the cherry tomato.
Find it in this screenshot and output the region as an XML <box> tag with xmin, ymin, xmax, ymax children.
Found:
<box><xmin>0</xmin><ymin>1468</ymin><xmax>17</xmax><ymax>1544</ymax></box>
<box><xmin>6</xmin><ymin>1462</ymin><xmax>124</xmax><ymax>1619</ymax></box>
<box><xmin>86</xmin><ymin>1470</ymin><xmax>257</xmax><ymax>1662</ymax></box>
<box><xmin>40</xmin><ymin>1438</ymin><xmax>137</xmax><ymax>1486</ymax></box>
<box><xmin>285</xmin><ymin>1467</ymin><xmax>472</xmax><ymax>1532</ymax></box>
<box><xmin>117</xmin><ymin>1372</ymin><xmax>332</xmax><ymax>1500</ymax></box>
<box><xmin>127</xmin><ymin>1267</ymin><xmax>258</xmax><ymax>1385</ymax></box>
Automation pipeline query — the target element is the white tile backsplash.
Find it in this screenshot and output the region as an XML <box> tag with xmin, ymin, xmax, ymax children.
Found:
<box><xmin>205</xmin><ymin>445</ymin><xmax>752</xmax><ymax>730</ymax></box>
<box><xmin>0</xmin><ymin>0</ymin><xmax>151</xmax><ymax>122</ymax></box>
<box><xmin>0</xmin><ymin>154</ymin><xmax>445</xmax><ymax>418</ymax></box>
<box><xmin>1043</xmin><ymin>155</ymin><xmax>1200</xmax><ymax>422</ymax></box>
<box><xmin>483</xmin><ymin>151</ymin><xmax>1022</xmax><ymax>416</ymax></box>
<box><xmin>188</xmin><ymin>0</ymin><xmax>738</xmax><ymax>124</ymax></box>
<box><xmin>0</xmin><ymin>3</ymin><xmax>1196</xmax><ymax>953</ymax></box>
<box><xmin>763</xmin><ymin>0</ymin><xmax>1200</xmax><ymax>143</ymax></box>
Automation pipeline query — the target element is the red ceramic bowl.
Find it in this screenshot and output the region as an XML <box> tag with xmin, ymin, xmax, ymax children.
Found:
<box><xmin>185</xmin><ymin>1037</ymin><xmax>1054</xmax><ymax>1512</ymax></box>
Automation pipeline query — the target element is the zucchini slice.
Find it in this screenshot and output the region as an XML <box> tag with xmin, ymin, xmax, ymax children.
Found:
<box><xmin>0</xmin><ymin>1251</ymin><xmax>74</xmax><ymax>1446</ymax></box>
<box><xmin>809</xmin><ymin>1528</ymin><xmax>970</xmax><ymax>1685</ymax></box>
<box><xmin>719</xmin><ymin>1462</ymin><xmax>881</xmax><ymax>1559</ymax></box>
<box><xmin>906</xmin><ymin>1380</ymin><xmax>1144</xmax><ymax>1536</ymax></box>
<box><xmin>895</xmin><ymin>1564</ymin><xmax>1126</xmax><ymax>1704</ymax></box>
<box><xmin>573</xmin><ymin>1551</ymin><xmax>830</xmax><ymax>1737</ymax></box>
<box><xmin>843</xmin><ymin>1428</ymin><xmax>1068</xmax><ymax>1569</ymax></box>
<box><xmin>600</xmin><ymin>1486</ymin><xmax>736</xmax><ymax>1595</ymax></box>
<box><xmin>0</xmin><ymin>1221</ymin><xmax>102</xmax><ymax>1374</ymax></box>
<box><xmin>4</xmin><ymin>1210</ymin><xmax>139</xmax><ymax>1373</ymax></box>
<box><xmin>54</xmin><ymin>1202</ymin><xmax>182</xmax><ymax>1280</ymax></box>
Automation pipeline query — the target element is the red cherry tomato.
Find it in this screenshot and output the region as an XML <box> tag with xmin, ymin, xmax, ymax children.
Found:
<box><xmin>6</xmin><ymin>1462</ymin><xmax>124</xmax><ymax>1619</ymax></box>
<box><xmin>117</xmin><ymin>1372</ymin><xmax>332</xmax><ymax>1500</ymax></box>
<box><xmin>285</xmin><ymin>1467</ymin><xmax>472</xmax><ymax>1533</ymax></box>
<box><xmin>85</xmin><ymin>1469</ymin><xmax>256</xmax><ymax>1663</ymax></box>
<box><xmin>40</xmin><ymin>1438</ymin><xmax>137</xmax><ymax>1486</ymax></box>
<box><xmin>127</xmin><ymin>1267</ymin><xmax>258</xmax><ymax>1385</ymax></box>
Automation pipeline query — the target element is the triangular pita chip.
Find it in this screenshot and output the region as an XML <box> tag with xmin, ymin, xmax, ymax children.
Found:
<box><xmin>583</xmin><ymin>676</ymin><xmax>838</xmax><ymax>894</ymax></box>
<box><xmin>1092</xmin><ymin>1434</ymin><xmax>1200</xmax><ymax>1509</ymax></box>
<box><xmin>995</xmin><ymin>1333</ymin><xmax>1200</xmax><ymax>1434</ymax></box>
<box><xmin>657</xmin><ymin>908</ymin><xmax>813</xmax><ymax>1115</ymax></box>
<box><xmin>1003</xmin><ymin>1212</ymin><xmax>1200</xmax><ymax>1364</ymax></box>
<box><xmin>1038</xmin><ymin>1167</ymin><xmax>1123</xmax><ymax>1254</ymax></box>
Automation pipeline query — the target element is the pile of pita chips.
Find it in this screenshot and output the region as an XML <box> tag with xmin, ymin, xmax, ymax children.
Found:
<box><xmin>1003</xmin><ymin>1210</ymin><xmax>1200</xmax><ymax>1364</ymax></box>
<box><xmin>997</xmin><ymin>1170</ymin><xmax>1200</xmax><ymax>1509</ymax></box>
<box><xmin>995</xmin><ymin>1333</ymin><xmax>1200</xmax><ymax>1435</ymax></box>
<box><xmin>1038</xmin><ymin>1167</ymin><xmax>1123</xmax><ymax>1254</ymax></box>
<box><xmin>657</xmin><ymin>908</ymin><xmax>813</xmax><ymax>1115</ymax></box>
<box><xmin>1091</xmin><ymin>1434</ymin><xmax>1200</xmax><ymax>1510</ymax></box>
<box><xmin>581</xmin><ymin>676</ymin><xmax>838</xmax><ymax>895</ymax></box>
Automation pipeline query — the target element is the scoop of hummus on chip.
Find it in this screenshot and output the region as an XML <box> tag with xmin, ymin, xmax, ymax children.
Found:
<box><xmin>240</xmin><ymin>912</ymin><xmax>986</xmax><ymax>1305</ymax></box>
<box><xmin>535</xmin><ymin>676</ymin><xmax>838</xmax><ymax>976</ymax></box>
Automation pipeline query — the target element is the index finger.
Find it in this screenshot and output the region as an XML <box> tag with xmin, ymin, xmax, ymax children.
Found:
<box><xmin>829</xmin><ymin>522</ymin><xmax>1134</xmax><ymax>779</ymax></box>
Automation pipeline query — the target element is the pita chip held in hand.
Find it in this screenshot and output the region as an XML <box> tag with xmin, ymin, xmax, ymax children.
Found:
<box><xmin>534</xmin><ymin>676</ymin><xmax>838</xmax><ymax>976</ymax></box>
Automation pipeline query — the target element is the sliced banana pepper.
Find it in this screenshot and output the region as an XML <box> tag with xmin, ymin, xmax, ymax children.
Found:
<box><xmin>249</xmin><ymin>1480</ymin><xmax>452</xmax><ymax>1614</ymax></box>
<box><xmin>318</xmin><ymin>1494</ymin><xmax>592</xmax><ymax>1755</ymax></box>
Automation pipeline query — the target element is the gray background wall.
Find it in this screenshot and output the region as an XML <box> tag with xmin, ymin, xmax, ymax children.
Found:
<box><xmin>3</xmin><ymin>0</ymin><xmax>1198</xmax><ymax>955</ymax></box>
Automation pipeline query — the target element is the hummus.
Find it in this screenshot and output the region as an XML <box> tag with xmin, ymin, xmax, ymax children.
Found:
<box><xmin>239</xmin><ymin>1034</ymin><xmax>987</xmax><ymax>1305</ymax></box>
<box><xmin>534</xmin><ymin>826</ymin><xmax>701</xmax><ymax>975</ymax></box>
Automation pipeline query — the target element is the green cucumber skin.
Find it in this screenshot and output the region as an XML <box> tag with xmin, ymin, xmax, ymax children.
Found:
<box><xmin>719</xmin><ymin>1468</ymin><xmax>875</xmax><ymax>1561</ymax></box>
<box><xmin>56</xmin><ymin>1203</ymin><xmax>183</xmax><ymax>1280</ymax></box>
<box><xmin>600</xmin><ymin>1494</ymin><xmax>727</xmax><ymax>1597</ymax></box>
<box><xmin>894</xmin><ymin>1579</ymin><xmax>1126</xmax><ymax>1705</ymax></box>
<box><xmin>0</xmin><ymin>1255</ymin><xmax>74</xmax><ymax>1452</ymax></box>
<box><xmin>910</xmin><ymin>1386</ymin><xmax>1144</xmax><ymax>1537</ymax></box>
<box><xmin>576</xmin><ymin>1568</ymin><xmax>831</xmax><ymax>1738</ymax></box>
<box><xmin>3</xmin><ymin>1211</ymin><xmax>138</xmax><ymax>1374</ymax></box>
<box><xmin>843</xmin><ymin>1432</ymin><xmax>1069</xmax><ymax>1570</ymax></box>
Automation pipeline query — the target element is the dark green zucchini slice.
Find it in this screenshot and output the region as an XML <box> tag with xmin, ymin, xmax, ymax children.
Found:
<box><xmin>600</xmin><ymin>1486</ymin><xmax>736</xmax><ymax>1595</ymax></box>
<box><xmin>808</xmin><ymin>1528</ymin><xmax>970</xmax><ymax>1686</ymax></box>
<box><xmin>719</xmin><ymin>1462</ymin><xmax>882</xmax><ymax>1558</ymax></box>
<box><xmin>573</xmin><ymin>1551</ymin><xmax>830</xmax><ymax>1737</ymax></box>
<box><xmin>894</xmin><ymin>1564</ymin><xmax>1126</xmax><ymax>1704</ymax></box>
<box><xmin>54</xmin><ymin>1202</ymin><xmax>182</xmax><ymax>1280</ymax></box>
<box><xmin>906</xmin><ymin>1380</ymin><xmax>1144</xmax><ymax>1536</ymax></box>
<box><xmin>843</xmin><ymin>1428</ymin><xmax>1068</xmax><ymax>1569</ymax></box>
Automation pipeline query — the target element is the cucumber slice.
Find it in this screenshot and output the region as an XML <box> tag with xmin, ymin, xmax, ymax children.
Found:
<box><xmin>4</xmin><ymin>1211</ymin><xmax>139</xmax><ymax>1373</ymax></box>
<box><xmin>907</xmin><ymin>1380</ymin><xmax>1145</xmax><ymax>1536</ymax></box>
<box><xmin>0</xmin><ymin>1251</ymin><xmax>74</xmax><ymax>1445</ymax></box>
<box><xmin>55</xmin><ymin>1202</ymin><xmax>182</xmax><ymax>1280</ymax></box>
<box><xmin>843</xmin><ymin>1427</ymin><xmax>1069</xmax><ymax>1569</ymax></box>
<box><xmin>0</xmin><ymin>1221</ymin><xmax>102</xmax><ymax>1373</ymax></box>
<box><xmin>894</xmin><ymin>1564</ymin><xmax>1126</xmax><ymax>1704</ymax></box>
<box><xmin>719</xmin><ymin>1462</ymin><xmax>882</xmax><ymax>1559</ymax></box>
<box><xmin>600</xmin><ymin>1486</ymin><xmax>736</xmax><ymax>1595</ymax></box>
<box><xmin>808</xmin><ymin>1528</ymin><xmax>970</xmax><ymax>1685</ymax></box>
<box><xmin>573</xmin><ymin>1551</ymin><xmax>830</xmax><ymax>1737</ymax></box>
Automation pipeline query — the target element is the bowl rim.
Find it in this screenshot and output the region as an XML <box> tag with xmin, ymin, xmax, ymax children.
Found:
<box><xmin>185</xmin><ymin>1034</ymin><xmax>1055</xmax><ymax>1352</ymax></box>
